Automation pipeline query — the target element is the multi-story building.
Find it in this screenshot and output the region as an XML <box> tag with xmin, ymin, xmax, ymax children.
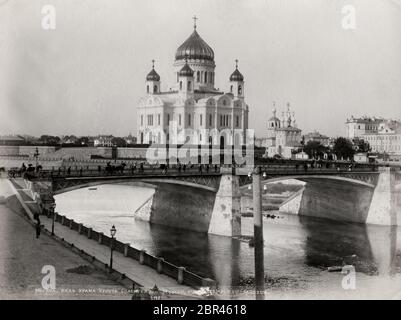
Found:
<box><xmin>137</xmin><ymin>19</ymin><xmax>249</xmax><ymax>146</ymax></box>
<box><xmin>345</xmin><ymin>116</ymin><xmax>383</xmax><ymax>139</ymax></box>
<box><xmin>93</xmin><ymin>135</ymin><xmax>114</xmax><ymax>147</ymax></box>
<box><xmin>362</xmin><ymin>120</ymin><xmax>401</xmax><ymax>158</ymax></box>
<box><xmin>265</xmin><ymin>104</ymin><xmax>302</xmax><ymax>159</ymax></box>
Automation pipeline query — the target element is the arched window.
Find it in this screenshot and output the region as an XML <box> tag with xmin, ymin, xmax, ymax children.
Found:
<box><xmin>188</xmin><ymin>81</ymin><xmax>192</xmax><ymax>91</ymax></box>
<box><xmin>188</xmin><ymin>114</ymin><xmax>191</xmax><ymax>126</ymax></box>
<box><xmin>146</xmin><ymin>85</ymin><xmax>149</xmax><ymax>93</ymax></box>
<box><xmin>204</xmin><ymin>71</ymin><xmax>208</xmax><ymax>83</ymax></box>
<box><xmin>180</xmin><ymin>81</ymin><xmax>183</xmax><ymax>90</ymax></box>
<box><xmin>177</xmin><ymin>72</ymin><xmax>179</xmax><ymax>83</ymax></box>
<box><xmin>197</xmin><ymin>71</ymin><xmax>200</xmax><ymax>82</ymax></box>
<box><xmin>230</xmin><ymin>85</ymin><xmax>233</xmax><ymax>93</ymax></box>
<box><xmin>209</xmin><ymin>114</ymin><xmax>212</xmax><ymax>126</ymax></box>
<box><xmin>153</xmin><ymin>85</ymin><xmax>158</xmax><ymax>93</ymax></box>
<box><xmin>238</xmin><ymin>85</ymin><xmax>242</xmax><ymax>95</ymax></box>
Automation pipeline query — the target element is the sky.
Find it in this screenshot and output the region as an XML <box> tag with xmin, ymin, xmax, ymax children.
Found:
<box><xmin>0</xmin><ymin>0</ymin><xmax>400</xmax><ymax>138</ymax></box>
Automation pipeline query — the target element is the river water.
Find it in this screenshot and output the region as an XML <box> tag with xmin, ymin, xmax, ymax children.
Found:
<box><xmin>55</xmin><ymin>184</ymin><xmax>401</xmax><ymax>299</ymax></box>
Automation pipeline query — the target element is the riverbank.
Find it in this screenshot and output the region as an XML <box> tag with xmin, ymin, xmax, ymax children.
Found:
<box><xmin>0</xmin><ymin>179</ymin><xmax>203</xmax><ymax>299</ymax></box>
<box><xmin>0</xmin><ymin>180</ymin><xmax>130</xmax><ymax>299</ymax></box>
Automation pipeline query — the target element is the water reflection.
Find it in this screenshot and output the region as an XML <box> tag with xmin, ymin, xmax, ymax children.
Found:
<box><xmin>55</xmin><ymin>184</ymin><xmax>401</xmax><ymax>295</ymax></box>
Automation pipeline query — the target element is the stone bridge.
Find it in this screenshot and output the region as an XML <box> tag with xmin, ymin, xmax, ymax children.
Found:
<box><xmin>27</xmin><ymin>165</ymin><xmax>400</xmax><ymax>237</ymax></box>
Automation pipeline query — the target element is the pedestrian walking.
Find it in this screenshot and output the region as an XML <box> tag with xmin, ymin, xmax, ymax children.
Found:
<box><xmin>35</xmin><ymin>222</ymin><xmax>41</xmax><ymax>239</ymax></box>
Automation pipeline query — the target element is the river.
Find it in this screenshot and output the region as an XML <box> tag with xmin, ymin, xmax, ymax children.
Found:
<box><xmin>54</xmin><ymin>183</ymin><xmax>401</xmax><ymax>299</ymax></box>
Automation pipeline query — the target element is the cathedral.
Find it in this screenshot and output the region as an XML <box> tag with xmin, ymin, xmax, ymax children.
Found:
<box><xmin>137</xmin><ymin>18</ymin><xmax>249</xmax><ymax>146</ymax></box>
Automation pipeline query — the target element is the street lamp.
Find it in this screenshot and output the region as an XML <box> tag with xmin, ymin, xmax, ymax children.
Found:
<box><xmin>50</xmin><ymin>202</ymin><xmax>57</xmax><ymax>236</ymax></box>
<box><xmin>34</xmin><ymin>147</ymin><xmax>40</xmax><ymax>167</ymax></box>
<box><xmin>109</xmin><ymin>225</ymin><xmax>117</xmax><ymax>273</ymax></box>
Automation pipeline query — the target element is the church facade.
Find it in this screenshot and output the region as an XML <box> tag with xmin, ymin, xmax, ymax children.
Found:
<box><xmin>137</xmin><ymin>20</ymin><xmax>249</xmax><ymax>146</ymax></box>
<box><xmin>265</xmin><ymin>104</ymin><xmax>303</xmax><ymax>159</ymax></box>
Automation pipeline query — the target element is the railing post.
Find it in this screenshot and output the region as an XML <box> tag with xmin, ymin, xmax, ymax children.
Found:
<box><xmin>139</xmin><ymin>249</ymin><xmax>146</xmax><ymax>264</ymax></box>
<box><xmin>87</xmin><ymin>228</ymin><xmax>92</xmax><ymax>239</ymax></box>
<box><xmin>157</xmin><ymin>258</ymin><xmax>164</xmax><ymax>273</ymax></box>
<box><xmin>60</xmin><ymin>215</ymin><xmax>65</xmax><ymax>225</ymax></box>
<box><xmin>69</xmin><ymin>219</ymin><xmax>74</xmax><ymax>229</ymax></box>
<box><xmin>98</xmin><ymin>232</ymin><xmax>103</xmax><ymax>244</ymax></box>
<box><xmin>124</xmin><ymin>243</ymin><xmax>130</xmax><ymax>257</ymax></box>
<box><xmin>78</xmin><ymin>223</ymin><xmax>83</xmax><ymax>234</ymax></box>
<box><xmin>177</xmin><ymin>267</ymin><xmax>186</xmax><ymax>284</ymax></box>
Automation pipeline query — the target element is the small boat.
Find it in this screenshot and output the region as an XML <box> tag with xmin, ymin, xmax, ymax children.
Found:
<box><xmin>88</xmin><ymin>187</ymin><xmax>98</xmax><ymax>191</ymax></box>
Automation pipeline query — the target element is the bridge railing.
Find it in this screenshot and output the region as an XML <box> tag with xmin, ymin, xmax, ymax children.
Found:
<box><xmin>25</xmin><ymin>160</ymin><xmax>378</xmax><ymax>180</ymax></box>
<box><xmin>50</xmin><ymin>213</ymin><xmax>216</xmax><ymax>289</ymax></box>
<box><xmin>28</xmin><ymin>164</ymin><xmax>222</xmax><ymax>179</ymax></box>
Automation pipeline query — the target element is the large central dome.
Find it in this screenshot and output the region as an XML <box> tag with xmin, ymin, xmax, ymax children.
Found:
<box><xmin>175</xmin><ymin>29</ymin><xmax>214</xmax><ymax>62</ymax></box>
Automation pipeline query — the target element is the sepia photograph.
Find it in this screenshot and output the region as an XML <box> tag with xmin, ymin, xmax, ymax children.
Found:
<box><xmin>0</xmin><ymin>0</ymin><xmax>401</xmax><ymax>309</ymax></box>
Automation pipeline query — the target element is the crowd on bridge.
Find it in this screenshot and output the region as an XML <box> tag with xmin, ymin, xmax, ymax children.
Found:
<box><xmin>5</xmin><ymin>157</ymin><xmax>381</xmax><ymax>180</ymax></box>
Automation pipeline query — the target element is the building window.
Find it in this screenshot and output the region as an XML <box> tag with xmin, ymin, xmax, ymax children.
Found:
<box><xmin>147</xmin><ymin>115</ymin><xmax>153</xmax><ymax>126</ymax></box>
<box><xmin>236</xmin><ymin>115</ymin><xmax>239</xmax><ymax>127</ymax></box>
<box><xmin>238</xmin><ymin>85</ymin><xmax>242</xmax><ymax>95</ymax></box>
<box><xmin>180</xmin><ymin>81</ymin><xmax>182</xmax><ymax>90</ymax></box>
<box><xmin>153</xmin><ymin>85</ymin><xmax>158</xmax><ymax>93</ymax></box>
<box><xmin>146</xmin><ymin>85</ymin><xmax>149</xmax><ymax>93</ymax></box>
<box><xmin>179</xmin><ymin>114</ymin><xmax>182</xmax><ymax>126</ymax></box>
<box><xmin>141</xmin><ymin>115</ymin><xmax>143</xmax><ymax>126</ymax></box>
<box><xmin>204</xmin><ymin>71</ymin><xmax>207</xmax><ymax>83</ymax></box>
<box><xmin>230</xmin><ymin>85</ymin><xmax>233</xmax><ymax>93</ymax></box>
<box><xmin>197</xmin><ymin>71</ymin><xmax>200</xmax><ymax>82</ymax></box>
<box><xmin>188</xmin><ymin>81</ymin><xmax>192</xmax><ymax>91</ymax></box>
<box><xmin>167</xmin><ymin>113</ymin><xmax>170</xmax><ymax>125</ymax></box>
<box><xmin>158</xmin><ymin>114</ymin><xmax>160</xmax><ymax>125</ymax></box>
<box><xmin>209</xmin><ymin>114</ymin><xmax>212</xmax><ymax>126</ymax></box>
<box><xmin>200</xmin><ymin>114</ymin><xmax>203</xmax><ymax>126</ymax></box>
<box><xmin>188</xmin><ymin>114</ymin><xmax>191</xmax><ymax>126</ymax></box>
<box><xmin>177</xmin><ymin>72</ymin><xmax>179</xmax><ymax>82</ymax></box>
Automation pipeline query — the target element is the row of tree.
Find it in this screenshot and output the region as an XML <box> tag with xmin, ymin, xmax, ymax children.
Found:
<box><xmin>301</xmin><ymin>137</ymin><xmax>371</xmax><ymax>160</ymax></box>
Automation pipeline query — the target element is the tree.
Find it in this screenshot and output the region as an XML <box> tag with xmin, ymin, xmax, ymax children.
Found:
<box><xmin>39</xmin><ymin>135</ymin><xmax>60</xmax><ymax>145</ymax></box>
<box><xmin>352</xmin><ymin>138</ymin><xmax>371</xmax><ymax>153</ymax></box>
<box><xmin>303</xmin><ymin>141</ymin><xmax>328</xmax><ymax>159</ymax></box>
<box><xmin>76</xmin><ymin>136</ymin><xmax>90</xmax><ymax>146</ymax></box>
<box><xmin>111</xmin><ymin>137</ymin><xmax>127</xmax><ymax>147</ymax></box>
<box><xmin>333</xmin><ymin>137</ymin><xmax>355</xmax><ymax>160</ymax></box>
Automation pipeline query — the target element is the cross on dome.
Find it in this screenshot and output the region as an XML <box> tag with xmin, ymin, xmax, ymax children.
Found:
<box><xmin>193</xmin><ymin>15</ymin><xmax>198</xmax><ymax>29</ymax></box>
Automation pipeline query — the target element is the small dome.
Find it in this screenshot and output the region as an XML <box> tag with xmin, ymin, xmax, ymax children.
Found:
<box><xmin>175</xmin><ymin>30</ymin><xmax>214</xmax><ymax>62</ymax></box>
<box><xmin>179</xmin><ymin>63</ymin><xmax>194</xmax><ymax>77</ymax></box>
<box><xmin>268</xmin><ymin>116</ymin><xmax>280</xmax><ymax>122</ymax></box>
<box><xmin>230</xmin><ymin>68</ymin><xmax>244</xmax><ymax>82</ymax></box>
<box><xmin>146</xmin><ymin>68</ymin><xmax>160</xmax><ymax>81</ymax></box>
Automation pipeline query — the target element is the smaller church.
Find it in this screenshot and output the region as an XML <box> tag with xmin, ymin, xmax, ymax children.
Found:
<box><xmin>265</xmin><ymin>103</ymin><xmax>303</xmax><ymax>159</ymax></box>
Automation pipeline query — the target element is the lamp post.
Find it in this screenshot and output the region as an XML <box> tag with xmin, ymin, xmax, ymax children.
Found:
<box><xmin>109</xmin><ymin>225</ymin><xmax>117</xmax><ymax>273</ymax></box>
<box><xmin>50</xmin><ymin>202</ymin><xmax>57</xmax><ymax>236</ymax></box>
<box><xmin>252</xmin><ymin>166</ymin><xmax>265</xmax><ymax>300</ymax></box>
<box><xmin>34</xmin><ymin>147</ymin><xmax>40</xmax><ymax>167</ymax></box>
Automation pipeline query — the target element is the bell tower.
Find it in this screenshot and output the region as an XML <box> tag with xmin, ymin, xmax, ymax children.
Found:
<box><xmin>145</xmin><ymin>59</ymin><xmax>161</xmax><ymax>94</ymax></box>
<box><xmin>229</xmin><ymin>59</ymin><xmax>244</xmax><ymax>99</ymax></box>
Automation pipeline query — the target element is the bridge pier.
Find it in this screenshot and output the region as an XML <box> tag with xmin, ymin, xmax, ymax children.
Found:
<box><xmin>366</xmin><ymin>167</ymin><xmax>399</xmax><ymax>226</ymax></box>
<box><xmin>208</xmin><ymin>167</ymin><xmax>241</xmax><ymax>237</ymax></box>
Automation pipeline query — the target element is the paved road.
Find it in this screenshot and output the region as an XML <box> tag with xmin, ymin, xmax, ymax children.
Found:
<box><xmin>0</xmin><ymin>178</ymin><xmax>130</xmax><ymax>299</ymax></box>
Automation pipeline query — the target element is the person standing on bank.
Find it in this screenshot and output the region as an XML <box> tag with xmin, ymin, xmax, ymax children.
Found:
<box><xmin>35</xmin><ymin>221</ymin><xmax>41</xmax><ymax>239</ymax></box>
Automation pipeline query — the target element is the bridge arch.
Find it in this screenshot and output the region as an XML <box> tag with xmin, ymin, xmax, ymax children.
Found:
<box><xmin>261</xmin><ymin>175</ymin><xmax>377</xmax><ymax>189</ymax></box>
